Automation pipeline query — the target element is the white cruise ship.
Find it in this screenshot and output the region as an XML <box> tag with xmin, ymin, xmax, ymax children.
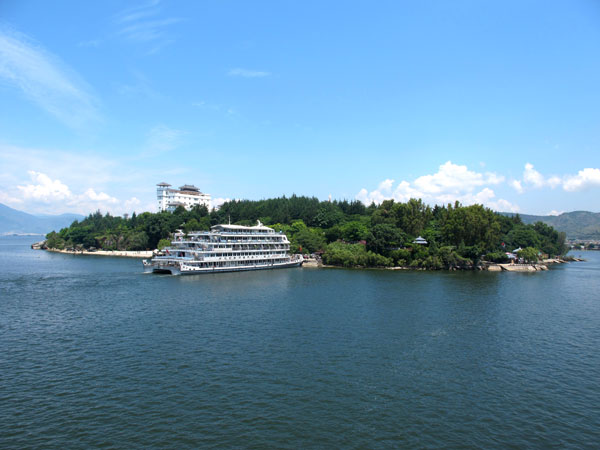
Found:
<box><xmin>143</xmin><ymin>221</ymin><xmax>303</xmax><ymax>275</ymax></box>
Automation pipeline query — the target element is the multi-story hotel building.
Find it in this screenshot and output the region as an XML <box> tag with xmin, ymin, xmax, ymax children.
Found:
<box><xmin>157</xmin><ymin>182</ymin><xmax>211</xmax><ymax>212</ymax></box>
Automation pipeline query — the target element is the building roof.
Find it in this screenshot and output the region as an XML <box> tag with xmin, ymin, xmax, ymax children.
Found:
<box><xmin>212</xmin><ymin>220</ymin><xmax>273</xmax><ymax>232</ymax></box>
<box><xmin>413</xmin><ymin>236</ymin><xmax>428</xmax><ymax>244</ymax></box>
<box><xmin>157</xmin><ymin>182</ymin><xmax>171</xmax><ymax>186</ymax></box>
<box><xmin>179</xmin><ymin>184</ymin><xmax>200</xmax><ymax>192</ymax></box>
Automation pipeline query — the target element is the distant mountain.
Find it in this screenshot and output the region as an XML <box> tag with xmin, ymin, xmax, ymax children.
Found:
<box><xmin>0</xmin><ymin>203</ymin><xmax>84</xmax><ymax>235</ymax></box>
<box><xmin>501</xmin><ymin>211</ymin><xmax>600</xmax><ymax>240</ymax></box>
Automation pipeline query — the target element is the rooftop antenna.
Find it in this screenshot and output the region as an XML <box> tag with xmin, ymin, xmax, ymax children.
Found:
<box><xmin>228</xmin><ymin>214</ymin><xmax>231</xmax><ymax>225</ymax></box>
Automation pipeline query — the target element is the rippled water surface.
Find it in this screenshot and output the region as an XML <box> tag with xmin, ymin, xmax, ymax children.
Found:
<box><xmin>1</xmin><ymin>236</ymin><xmax>599</xmax><ymax>448</ymax></box>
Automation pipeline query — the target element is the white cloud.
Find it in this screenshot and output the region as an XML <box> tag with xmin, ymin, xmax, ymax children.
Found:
<box><xmin>523</xmin><ymin>163</ymin><xmax>546</xmax><ymax>188</ymax></box>
<box><xmin>412</xmin><ymin>161</ymin><xmax>503</xmax><ymax>195</ymax></box>
<box><xmin>547</xmin><ymin>210</ymin><xmax>564</xmax><ymax>216</ymax></box>
<box><xmin>562</xmin><ymin>168</ymin><xmax>600</xmax><ymax>192</ymax></box>
<box><xmin>143</xmin><ymin>124</ymin><xmax>185</xmax><ymax>156</ymax></box>
<box><xmin>0</xmin><ymin>143</ymin><xmax>117</xmax><ymax>186</ymax></box>
<box><xmin>510</xmin><ymin>180</ymin><xmax>523</xmax><ymax>194</ymax></box>
<box><xmin>211</xmin><ymin>197</ymin><xmax>231</xmax><ymax>210</ymax></box>
<box><xmin>228</xmin><ymin>68</ymin><xmax>271</xmax><ymax>78</ymax></box>
<box><xmin>392</xmin><ymin>181</ymin><xmax>421</xmax><ymax>203</ymax></box>
<box><xmin>0</xmin><ymin>191</ymin><xmax>23</xmax><ymax>204</ymax></box>
<box><xmin>124</xmin><ymin>197</ymin><xmax>141</xmax><ymax>211</ymax></box>
<box><xmin>469</xmin><ymin>188</ymin><xmax>519</xmax><ymax>212</ymax></box>
<box><xmin>80</xmin><ymin>188</ymin><xmax>118</xmax><ymax>204</ymax></box>
<box><xmin>17</xmin><ymin>171</ymin><xmax>72</xmax><ymax>201</ymax></box>
<box><xmin>356</xmin><ymin>179</ymin><xmax>402</xmax><ymax>205</ymax></box>
<box><xmin>3</xmin><ymin>171</ymin><xmax>142</xmax><ymax>215</ymax></box>
<box><xmin>118</xmin><ymin>18</ymin><xmax>180</xmax><ymax>42</ymax></box>
<box><xmin>491</xmin><ymin>198</ymin><xmax>520</xmax><ymax>213</ymax></box>
<box><xmin>0</xmin><ymin>27</ymin><xmax>99</xmax><ymax>128</ymax></box>
<box><xmin>515</xmin><ymin>163</ymin><xmax>600</xmax><ymax>192</ymax></box>
<box><xmin>116</xmin><ymin>70</ymin><xmax>164</xmax><ymax>99</ymax></box>
<box><xmin>521</xmin><ymin>163</ymin><xmax>561</xmax><ymax>190</ymax></box>
<box><xmin>355</xmin><ymin>188</ymin><xmax>370</xmax><ymax>204</ymax></box>
<box><xmin>547</xmin><ymin>176</ymin><xmax>562</xmax><ymax>188</ymax></box>
<box><xmin>0</xmin><ymin>143</ymin><xmax>213</xmax><ymax>216</ymax></box>
<box><xmin>378</xmin><ymin>179</ymin><xmax>395</xmax><ymax>192</ymax></box>
<box><xmin>357</xmin><ymin>161</ymin><xmax>600</xmax><ymax>213</ymax></box>
<box><xmin>355</xmin><ymin>161</ymin><xmax>517</xmax><ymax>212</ymax></box>
<box><xmin>113</xmin><ymin>0</ymin><xmax>182</xmax><ymax>53</ymax></box>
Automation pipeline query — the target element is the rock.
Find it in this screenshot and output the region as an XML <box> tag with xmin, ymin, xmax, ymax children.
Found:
<box><xmin>499</xmin><ymin>264</ymin><xmax>538</xmax><ymax>272</ymax></box>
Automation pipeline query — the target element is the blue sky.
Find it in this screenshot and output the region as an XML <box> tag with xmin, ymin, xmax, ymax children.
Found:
<box><xmin>1</xmin><ymin>0</ymin><xmax>599</xmax><ymax>215</ymax></box>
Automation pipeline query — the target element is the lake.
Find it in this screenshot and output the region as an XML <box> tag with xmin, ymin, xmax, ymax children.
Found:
<box><xmin>1</xmin><ymin>236</ymin><xmax>599</xmax><ymax>448</ymax></box>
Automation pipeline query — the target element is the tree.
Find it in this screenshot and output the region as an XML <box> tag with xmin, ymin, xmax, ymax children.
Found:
<box><xmin>340</xmin><ymin>221</ymin><xmax>369</xmax><ymax>242</ymax></box>
<box><xmin>45</xmin><ymin>231</ymin><xmax>65</xmax><ymax>249</ymax></box>
<box><xmin>391</xmin><ymin>198</ymin><xmax>432</xmax><ymax>236</ymax></box>
<box><xmin>294</xmin><ymin>228</ymin><xmax>326</xmax><ymax>253</ymax></box>
<box><xmin>65</xmin><ymin>224</ymin><xmax>97</xmax><ymax>248</ymax></box>
<box><xmin>314</xmin><ymin>203</ymin><xmax>344</xmax><ymax>228</ymax></box>
<box><xmin>322</xmin><ymin>242</ymin><xmax>392</xmax><ymax>267</ymax></box>
<box><xmin>441</xmin><ymin>204</ymin><xmax>500</xmax><ymax>251</ymax></box>
<box><xmin>506</xmin><ymin>225</ymin><xmax>540</xmax><ymax>250</ymax></box>
<box><xmin>127</xmin><ymin>231</ymin><xmax>149</xmax><ymax>250</ymax></box>
<box><xmin>518</xmin><ymin>247</ymin><xmax>539</xmax><ymax>263</ymax></box>
<box><xmin>324</xmin><ymin>225</ymin><xmax>343</xmax><ymax>243</ymax></box>
<box><xmin>533</xmin><ymin>221</ymin><xmax>567</xmax><ymax>256</ymax></box>
<box><xmin>184</xmin><ymin>219</ymin><xmax>201</xmax><ymax>234</ymax></box>
<box><xmin>145</xmin><ymin>213</ymin><xmax>172</xmax><ymax>249</ymax></box>
<box><xmin>157</xmin><ymin>238</ymin><xmax>171</xmax><ymax>250</ymax></box>
<box><xmin>485</xmin><ymin>251</ymin><xmax>509</xmax><ymax>263</ymax></box>
<box><xmin>366</xmin><ymin>224</ymin><xmax>404</xmax><ymax>255</ymax></box>
<box><xmin>370</xmin><ymin>199</ymin><xmax>396</xmax><ymax>226</ymax></box>
<box><xmin>190</xmin><ymin>204</ymin><xmax>209</xmax><ymax>219</ymax></box>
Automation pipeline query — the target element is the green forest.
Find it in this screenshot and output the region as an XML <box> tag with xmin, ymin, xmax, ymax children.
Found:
<box><xmin>45</xmin><ymin>196</ymin><xmax>567</xmax><ymax>269</ymax></box>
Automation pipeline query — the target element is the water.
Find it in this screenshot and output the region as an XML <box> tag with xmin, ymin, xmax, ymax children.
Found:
<box><xmin>1</xmin><ymin>236</ymin><xmax>599</xmax><ymax>449</ymax></box>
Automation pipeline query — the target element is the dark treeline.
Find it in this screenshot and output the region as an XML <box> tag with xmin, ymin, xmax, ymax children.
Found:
<box><xmin>46</xmin><ymin>195</ymin><xmax>567</xmax><ymax>269</ymax></box>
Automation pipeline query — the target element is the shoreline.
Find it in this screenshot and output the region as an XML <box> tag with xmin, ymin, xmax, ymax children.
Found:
<box><xmin>44</xmin><ymin>248</ymin><xmax>153</xmax><ymax>258</ymax></box>
<box><xmin>303</xmin><ymin>257</ymin><xmax>577</xmax><ymax>272</ymax></box>
<box><xmin>34</xmin><ymin>246</ymin><xmax>580</xmax><ymax>268</ymax></box>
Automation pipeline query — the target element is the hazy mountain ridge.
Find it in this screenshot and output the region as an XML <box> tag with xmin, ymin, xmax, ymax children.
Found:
<box><xmin>501</xmin><ymin>210</ymin><xmax>600</xmax><ymax>240</ymax></box>
<box><xmin>0</xmin><ymin>203</ymin><xmax>84</xmax><ymax>235</ymax></box>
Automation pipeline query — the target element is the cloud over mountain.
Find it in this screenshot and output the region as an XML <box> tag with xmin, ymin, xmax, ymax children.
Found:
<box><xmin>356</xmin><ymin>161</ymin><xmax>517</xmax><ymax>212</ymax></box>
<box><xmin>5</xmin><ymin>171</ymin><xmax>138</xmax><ymax>216</ymax></box>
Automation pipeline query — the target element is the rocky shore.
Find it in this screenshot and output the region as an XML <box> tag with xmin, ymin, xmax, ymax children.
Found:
<box><xmin>302</xmin><ymin>256</ymin><xmax>577</xmax><ymax>272</ymax></box>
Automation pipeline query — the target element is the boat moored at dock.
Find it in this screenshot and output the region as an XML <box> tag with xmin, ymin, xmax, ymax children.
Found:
<box><xmin>143</xmin><ymin>221</ymin><xmax>303</xmax><ymax>275</ymax></box>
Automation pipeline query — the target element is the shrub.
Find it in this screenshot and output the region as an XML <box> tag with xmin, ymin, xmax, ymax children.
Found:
<box><xmin>485</xmin><ymin>251</ymin><xmax>509</xmax><ymax>263</ymax></box>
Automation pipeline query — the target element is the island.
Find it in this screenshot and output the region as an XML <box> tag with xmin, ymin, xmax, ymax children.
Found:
<box><xmin>39</xmin><ymin>196</ymin><xmax>568</xmax><ymax>271</ymax></box>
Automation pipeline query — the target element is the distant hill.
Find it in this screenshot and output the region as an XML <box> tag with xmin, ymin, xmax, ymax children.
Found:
<box><xmin>501</xmin><ymin>211</ymin><xmax>600</xmax><ymax>240</ymax></box>
<box><xmin>0</xmin><ymin>203</ymin><xmax>84</xmax><ymax>235</ymax></box>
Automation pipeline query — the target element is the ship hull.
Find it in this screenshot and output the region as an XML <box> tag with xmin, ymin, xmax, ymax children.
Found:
<box><xmin>143</xmin><ymin>259</ymin><xmax>303</xmax><ymax>275</ymax></box>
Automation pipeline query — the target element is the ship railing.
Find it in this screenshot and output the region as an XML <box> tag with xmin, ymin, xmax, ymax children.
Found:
<box><xmin>202</xmin><ymin>254</ymin><xmax>285</xmax><ymax>261</ymax></box>
<box><xmin>176</xmin><ymin>239</ymin><xmax>285</xmax><ymax>245</ymax></box>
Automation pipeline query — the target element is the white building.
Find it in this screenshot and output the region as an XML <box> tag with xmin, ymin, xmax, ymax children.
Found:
<box><xmin>157</xmin><ymin>182</ymin><xmax>211</xmax><ymax>212</ymax></box>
